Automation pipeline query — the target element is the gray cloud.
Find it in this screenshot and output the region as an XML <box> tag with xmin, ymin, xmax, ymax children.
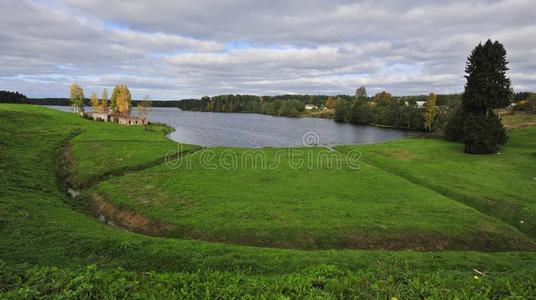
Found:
<box><xmin>0</xmin><ymin>0</ymin><xmax>534</xmax><ymax>99</ymax></box>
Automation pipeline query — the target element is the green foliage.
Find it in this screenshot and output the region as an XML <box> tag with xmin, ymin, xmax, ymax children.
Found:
<box><xmin>333</xmin><ymin>98</ymin><xmax>350</xmax><ymax>122</ymax></box>
<box><xmin>444</xmin><ymin>105</ymin><xmax>465</xmax><ymax>141</ymax></box>
<box><xmin>462</xmin><ymin>40</ymin><xmax>512</xmax><ymax>114</ymax></box>
<box><xmin>462</xmin><ymin>112</ymin><xmax>507</xmax><ymax>154</ymax></box>
<box><xmin>0</xmin><ymin>91</ymin><xmax>27</xmax><ymax>103</ymax></box>
<box><xmin>355</xmin><ymin>86</ymin><xmax>367</xmax><ymax>99</ymax></box>
<box><xmin>180</xmin><ymin>94</ymin><xmax>345</xmax><ymax>116</ymax></box>
<box><xmin>2</xmin><ymin>263</ymin><xmax>536</xmax><ymax>299</ymax></box>
<box><xmin>457</xmin><ymin>40</ymin><xmax>512</xmax><ymax>154</ymax></box>
<box><xmin>260</xmin><ymin>99</ymin><xmax>304</xmax><ymax>116</ymax></box>
<box><xmin>372</xmin><ymin>91</ymin><xmax>392</xmax><ymax>104</ymax></box>
<box><xmin>333</xmin><ymin>92</ymin><xmax>429</xmax><ymax>130</ymax></box>
<box><xmin>178</xmin><ymin>92</ymin><xmax>466</xmax><ymax>132</ymax></box>
<box><xmin>349</xmin><ymin>100</ymin><xmax>371</xmax><ymax>124</ymax></box>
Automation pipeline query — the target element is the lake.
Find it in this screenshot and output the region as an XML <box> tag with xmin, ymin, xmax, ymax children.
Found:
<box><xmin>47</xmin><ymin>106</ymin><xmax>409</xmax><ymax>147</ymax></box>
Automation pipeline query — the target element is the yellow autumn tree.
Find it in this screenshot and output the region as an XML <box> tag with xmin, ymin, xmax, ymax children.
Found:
<box><xmin>100</xmin><ymin>88</ymin><xmax>109</xmax><ymax>112</ymax></box>
<box><xmin>423</xmin><ymin>92</ymin><xmax>438</xmax><ymax>131</ymax></box>
<box><xmin>69</xmin><ymin>84</ymin><xmax>84</xmax><ymax>113</ymax></box>
<box><xmin>111</xmin><ymin>85</ymin><xmax>132</xmax><ymax>115</ymax></box>
<box><xmin>90</xmin><ymin>91</ymin><xmax>100</xmax><ymax>112</ymax></box>
<box><xmin>326</xmin><ymin>96</ymin><xmax>335</xmax><ymax>109</ymax></box>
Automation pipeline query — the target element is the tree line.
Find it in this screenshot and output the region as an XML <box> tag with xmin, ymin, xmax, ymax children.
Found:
<box><xmin>332</xmin><ymin>90</ymin><xmax>461</xmax><ymax>131</ymax></box>
<box><xmin>178</xmin><ymin>94</ymin><xmax>345</xmax><ymax>117</ymax></box>
<box><xmin>512</xmin><ymin>92</ymin><xmax>536</xmax><ymax>112</ymax></box>
<box><xmin>177</xmin><ymin>91</ymin><xmax>463</xmax><ymax>130</ymax></box>
<box><xmin>0</xmin><ymin>91</ymin><xmax>28</xmax><ymax>103</ymax></box>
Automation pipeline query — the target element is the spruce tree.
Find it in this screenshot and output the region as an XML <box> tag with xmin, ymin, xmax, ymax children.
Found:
<box><xmin>459</xmin><ymin>40</ymin><xmax>512</xmax><ymax>154</ymax></box>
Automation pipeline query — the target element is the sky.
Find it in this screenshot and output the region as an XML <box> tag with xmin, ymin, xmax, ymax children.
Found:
<box><xmin>0</xmin><ymin>0</ymin><xmax>535</xmax><ymax>99</ymax></box>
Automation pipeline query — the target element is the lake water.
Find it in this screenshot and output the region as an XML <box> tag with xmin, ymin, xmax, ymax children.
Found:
<box><xmin>47</xmin><ymin>106</ymin><xmax>409</xmax><ymax>147</ymax></box>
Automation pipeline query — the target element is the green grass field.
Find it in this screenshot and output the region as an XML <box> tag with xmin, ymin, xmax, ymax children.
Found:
<box><xmin>91</xmin><ymin>146</ymin><xmax>533</xmax><ymax>251</ymax></box>
<box><xmin>1</xmin><ymin>104</ymin><xmax>536</xmax><ymax>298</ymax></box>
<box><xmin>336</xmin><ymin>128</ymin><xmax>536</xmax><ymax>239</ymax></box>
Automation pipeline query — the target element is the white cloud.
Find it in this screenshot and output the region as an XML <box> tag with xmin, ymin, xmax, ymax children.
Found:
<box><xmin>0</xmin><ymin>0</ymin><xmax>534</xmax><ymax>98</ymax></box>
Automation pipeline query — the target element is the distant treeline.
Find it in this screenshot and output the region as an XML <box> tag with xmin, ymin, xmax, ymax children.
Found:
<box><xmin>176</xmin><ymin>91</ymin><xmax>535</xmax><ymax>130</ymax></box>
<box><xmin>3</xmin><ymin>90</ymin><xmax>533</xmax><ymax>124</ymax></box>
<box><xmin>178</xmin><ymin>94</ymin><xmax>337</xmax><ymax>115</ymax></box>
<box><xmin>176</xmin><ymin>93</ymin><xmax>465</xmax><ymax>122</ymax></box>
<box><xmin>0</xmin><ymin>91</ymin><xmax>187</xmax><ymax>107</ymax></box>
<box><xmin>333</xmin><ymin>93</ymin><xmax>464</xmax><ymax>131</ymax></box>
<box><xmin>0</xmin><ymin>91</ymin><xmax>28</xmax><ymax>103</ymax></box>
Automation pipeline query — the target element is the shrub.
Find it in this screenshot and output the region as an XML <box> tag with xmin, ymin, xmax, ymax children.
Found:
<box><xmin>444</xmin><ymin>105</ymin><xmax>465</xmax><ymax>141</ymax></box>
<box><xmin>461</xmin><ymin>113</ymin><xmax>507</xmax><ymax>154</ymax></box>
<box><xmin>334</xmin><ymin>99</ymin><xmax>350</xmax><ymax>122</ymax></box>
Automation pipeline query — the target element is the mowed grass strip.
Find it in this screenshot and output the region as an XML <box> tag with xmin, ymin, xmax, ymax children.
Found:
<box><xmin>336</xmin><ymin>127</ymin><xmax>536</xmax><ymax>239</ymax></box>
<box><xmin>91</xmin><ymin>145</ymin><xmax>533</xmax><ymax>251</ymax></box>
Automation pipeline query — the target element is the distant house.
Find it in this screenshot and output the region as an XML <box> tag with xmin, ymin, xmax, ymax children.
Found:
<box><xmin>91</xmin><ymin>112</ymin><xmax>110</xmax><ymax>122</ymax></box>
<box><xmin>305</xmin><ymin>104</ymin><xmax>318</xmax><ymax>110</ymax></box>
<box><xmin>416</xmin><ymin>101</ymin><xmax>426</xmax><ymax>108</ymax></box>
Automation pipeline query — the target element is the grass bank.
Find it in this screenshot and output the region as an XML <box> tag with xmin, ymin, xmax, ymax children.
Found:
<box><xmin>1</xmin><ymin>104</ymin><xmax>536</xmax><ymax>298</ymax></box>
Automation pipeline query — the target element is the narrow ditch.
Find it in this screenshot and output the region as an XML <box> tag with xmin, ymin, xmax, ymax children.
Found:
<box><xmin>56</xmin><ymin>129</ymin><xmax>202</xmax><ymax>234</ymax></box>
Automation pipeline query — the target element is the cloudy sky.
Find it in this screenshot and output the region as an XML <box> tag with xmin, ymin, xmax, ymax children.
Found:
<box><xmin>1</xmin><ymin>0</ymin><xmax>535</xmax><ymax>99</ymax></box>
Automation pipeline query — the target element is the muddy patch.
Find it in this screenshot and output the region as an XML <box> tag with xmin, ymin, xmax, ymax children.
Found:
<box><xmin>390</xmin><ymin>150</ymin><xmax>414</xmax><ymax>161</ymax></box>
<box><xmin>89</xmin><ymin>193</ymin><xmax>176</xmax><ymax>236</ymax></box>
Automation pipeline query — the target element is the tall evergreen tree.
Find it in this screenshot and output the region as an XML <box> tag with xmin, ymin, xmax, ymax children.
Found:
<box><xmin>459</xmin><ymin>40</ymin><xmax>511</xmax><ymax>154</ymax></box>
<box><xmin>462</xmin><ymin>40</ymin><xmax>512</xmax><ymax>115</ymax></box>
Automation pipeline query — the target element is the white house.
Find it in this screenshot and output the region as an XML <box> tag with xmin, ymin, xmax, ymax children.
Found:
<box><xmin>416</xmin><ymin>101</ymin><xmax>426</xmax><ymax>108</ymax></box>
<box><xmin>305</xmin><ymin>104</ymin><xmax>318</xmax><ymax>110</ymax></box>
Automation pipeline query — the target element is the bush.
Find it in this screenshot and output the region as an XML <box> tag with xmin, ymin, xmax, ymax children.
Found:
<box><xmin>334</xmin><ymin>100</ymin><xmax>350</xmax><ymax>122</ymax></box>
<box><xmin>461</xmin><ymin>113</ymin><xmax>507</xmax><ymax>154</ymax></box>
<box><xmin>444</xmin><ymin>105</ymin><xmax>465</xmax><ymax>141</ymax></box>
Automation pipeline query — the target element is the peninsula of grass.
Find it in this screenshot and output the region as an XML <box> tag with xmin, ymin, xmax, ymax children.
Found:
<box><xmin>2</xmin><ymin>104</ymin><xmax>536</xmax><ymax>298</ymax></box>
<box><xmin>62</xmin><ymin>117</ymin><xmax>199</xmax><ymax>188</ymax></box>
<box><xmin>90</xmin><ymin>146</ymin><xmax>533</xmax><ymax>251</ymax></box>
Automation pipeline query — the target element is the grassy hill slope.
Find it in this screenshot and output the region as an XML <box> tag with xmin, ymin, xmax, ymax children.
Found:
<box><xmin>1</xmin><ymin>104</ymin><xmax>536</xmax><ymax>298</ymax></box>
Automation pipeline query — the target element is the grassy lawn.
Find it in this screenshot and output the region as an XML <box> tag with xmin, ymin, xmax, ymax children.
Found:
<box><xmin>2</xmin><ymin>104</ymin><xmax>536</xmax><ymax>298</ymax></box>
<box><xmin>92</xmin><ymin>146</ymin><xmax>533</xmax><ymax>251</ymax></box>
<box><xmin>336</xmin><ymin>128</ymin><xmax>536</xmax><ymax>239</ymax></box>
<box><xmin>66</xmin><ymin>115</ymin><xmax>199</xmax><ymax>188</ymax></box>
